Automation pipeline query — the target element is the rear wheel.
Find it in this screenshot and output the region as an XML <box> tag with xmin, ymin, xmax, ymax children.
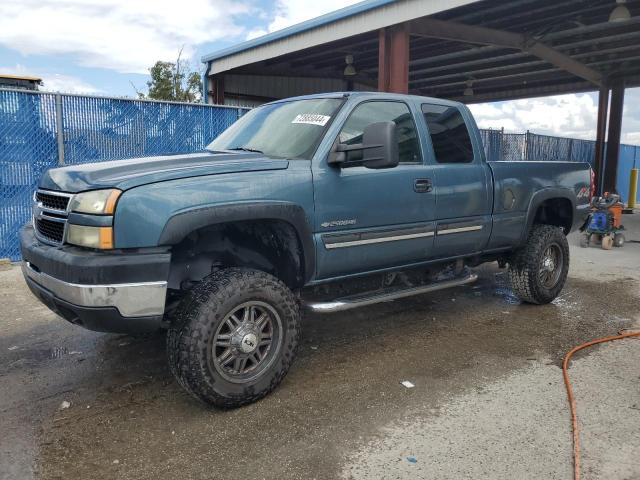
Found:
<box><xmin>508</xmin><ymin>224</ymin><xmax>570</xmax><ymax>304</ymax></box>
<box><xmin>614</xmin><ymin>233</ymin><xmax>625</xmax><ymax>247</ymax></box>
<box><xmin>167</xmin><ymin>268</ymin><xmax>300</xmax><ymax>408</ymax></box>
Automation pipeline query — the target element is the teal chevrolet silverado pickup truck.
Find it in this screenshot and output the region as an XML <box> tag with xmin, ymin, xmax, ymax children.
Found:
<box><xmin>20</xmin><ymin>92</ymin><xmax>592</xmax><ymax>407</ymax></box>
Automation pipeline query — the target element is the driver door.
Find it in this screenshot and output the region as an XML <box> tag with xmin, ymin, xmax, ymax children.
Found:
<box><xmin>312</xmin><ymin>100</ymin><xmax>437</xmax><ymax>280</ymax></box>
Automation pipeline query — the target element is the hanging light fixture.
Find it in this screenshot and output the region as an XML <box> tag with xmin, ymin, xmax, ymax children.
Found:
<box><xmin>344</xmin><ymin>54</ymin><xmax>357</xmax><ymax>77</ymax></box>
<box><xmin>463</xmin><ymin>79</ymin><xmax>474</xmax><ymax>97</ymax></box>
<box><xmin>609</xmin><ymin>0</ymin><xmax>631</xmax><ymax>23</ymax></box>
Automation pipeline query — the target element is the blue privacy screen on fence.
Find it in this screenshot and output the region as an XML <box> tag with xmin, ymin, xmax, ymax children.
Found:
<box><xmin>1</xmin><ymin>88</ymin><xmax>639</xmax><ymax>260</ymax></box>
<box><xmin>478</xmin><ymin>129</ymin><xmax>601</xmax><ymax>165</ymax></box>
<box><xmin>0</xmin><ymin>89</ymin><xmax>247</xmax><ymax>260</ymax></box>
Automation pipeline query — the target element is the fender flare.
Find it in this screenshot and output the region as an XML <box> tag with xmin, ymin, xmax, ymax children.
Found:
<box><xmin>158</xmin><ymin>202</ymin><xmax>315</xmax><ymax>283</ymax></box>
<box><xmin>520</xmin><ymin>188</ymin><xmax>576</xmax><ymax>244</ymax></box>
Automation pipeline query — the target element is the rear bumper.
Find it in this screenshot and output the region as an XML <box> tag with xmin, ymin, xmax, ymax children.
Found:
<box><xmin>20</xmin><ymin>224</ymin><xmax>171</xmax><ymax>333</ymax></box>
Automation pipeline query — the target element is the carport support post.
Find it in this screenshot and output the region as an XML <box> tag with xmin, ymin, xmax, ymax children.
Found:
<box><xmin>377</xmin><ymin>24</ymin><xmax>409</xmax><ymax>94</ymax></box>
<box><xmin>211</xmin><ymin>75</ymin><xmax>225</xmax><ymax>105</ymax></box>
<box><xmin>603</xmin><ymin>79</ymin><xmax>625</xmax><ymax>194</ymax></box>
<box><xmin>594</xmin><ymin>87</ymin><xmax>609</xmax><ymax>194</ymax></box>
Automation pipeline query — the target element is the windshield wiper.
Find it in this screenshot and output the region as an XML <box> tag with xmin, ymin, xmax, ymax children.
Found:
<box><xmin>228</xmin><ymin>147</ymin><xmax>264</xmax><ymax>154</ymax></box>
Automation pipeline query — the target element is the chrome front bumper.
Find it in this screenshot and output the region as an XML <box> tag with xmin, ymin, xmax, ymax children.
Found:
<box><xmin>22</xmin><ymin>261</ymin><xmax>167</xmax><ymax>318</ymax></box>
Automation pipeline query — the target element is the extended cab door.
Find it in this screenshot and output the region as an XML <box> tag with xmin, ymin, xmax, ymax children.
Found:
<box><xmin>312</xmin><ymin>100</ymin><xmax>436</xmax><ymax>280</ymax></box>
<box><xmin>420</xmin><ymin>103</ymin><xmax>493</xmax><ymax>257</ymax></box>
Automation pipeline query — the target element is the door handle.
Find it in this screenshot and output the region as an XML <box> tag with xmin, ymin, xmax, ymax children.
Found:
<box><xmin>414</xmin><ymin>178</ymin><xmax>433</xmax><ymax>193</ymax></box>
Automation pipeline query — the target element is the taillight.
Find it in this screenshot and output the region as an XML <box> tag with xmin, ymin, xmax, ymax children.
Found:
<box><xmin>590</xmin><ymin>168</ymin><xmax>596</xmax><ymax>199</ymax></box>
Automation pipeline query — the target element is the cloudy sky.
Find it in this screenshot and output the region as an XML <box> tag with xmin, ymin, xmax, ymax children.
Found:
<box><xmin>1</xmin><ymin>0</ymin><xmax>638</xmax><ymax>144</ymax></box>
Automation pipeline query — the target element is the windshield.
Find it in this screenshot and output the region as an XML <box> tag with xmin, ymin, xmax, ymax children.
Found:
<box><xmin>207</xmin><ymin>98</ymin><xmax>343</xmax><ymax>160</ymax></box>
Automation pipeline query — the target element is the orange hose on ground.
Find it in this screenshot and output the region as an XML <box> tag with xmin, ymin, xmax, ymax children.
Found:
<box><xmin>562</xmin><ymin>329</ymin><xmax>640</xmax><ymax>480</ymax></box>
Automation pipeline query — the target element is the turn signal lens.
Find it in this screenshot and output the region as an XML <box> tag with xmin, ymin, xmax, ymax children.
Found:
<box><xmin>67</xmin><ymin>225</ymin><xmax>113</xmax><ymax>249</ymax></box>
<box><xmin>69</xmin><ymin>189</ymin><xmax>121</xmax><ymax>215</ymax></box>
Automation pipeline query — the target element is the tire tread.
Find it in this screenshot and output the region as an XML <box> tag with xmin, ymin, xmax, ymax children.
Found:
<box><xmin>508</xmin><ymin>224</ymin><xmax>570</xmax><ymax>304</ymax></box>
<box><xmin>166</xmin><ymin>268</ymin><xmax>300</xmax><ymax>408</ymax></box>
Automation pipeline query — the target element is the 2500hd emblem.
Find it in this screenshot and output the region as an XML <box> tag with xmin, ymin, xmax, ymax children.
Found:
<box><xmin>321</xmin><ymin>219</ymin><xmax>356</xmax><ymax>228</ymax></box>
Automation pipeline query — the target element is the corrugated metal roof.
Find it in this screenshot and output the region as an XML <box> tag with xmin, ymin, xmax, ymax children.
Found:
<box><xmin>201</xmin><ymin>0</ymin><xmax>396</xmax><ymax>63</ymax></box>
<box><xmin>205</xmin><ymin>0</ymin><xmax>480</xmax><ymax>74</ymax></box>
<box><xmin>202</xmin><ymin>0</ymin><xmax>640</xmax><ymax>104</ymax></box>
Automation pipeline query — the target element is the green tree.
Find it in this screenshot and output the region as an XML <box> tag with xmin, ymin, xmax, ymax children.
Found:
<box><xmin>140</xmin><ymin>50</ymin><xmax>202</xmax><ymax>103</ymax></box>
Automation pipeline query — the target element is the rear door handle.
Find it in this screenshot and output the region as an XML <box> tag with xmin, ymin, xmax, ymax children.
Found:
<box><xmin>414</xmin><ymin>178</ymin><xmax>433</xmax><ymax>193</ymax></box>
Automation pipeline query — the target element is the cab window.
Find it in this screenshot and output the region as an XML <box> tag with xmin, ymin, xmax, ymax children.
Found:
<box><xmin>338</xmin><ymin>101</ymin><xmax>422</xmax><ymax>164</ymax></box>
<box><xmin>422</xmin><ymin>104</ymin><xmax>474</xmax><ymax>164</ymax></box>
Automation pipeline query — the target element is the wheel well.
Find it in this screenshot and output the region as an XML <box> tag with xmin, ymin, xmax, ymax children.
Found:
<box><xmin>167</xmin><ymin>220</ymin><xmax>305</xmax><ymax>291</ymax></box>
<box><xmin>532</xmin><ymin>197</ymin><xmax>573</xmax><ymax>234</ymax></box>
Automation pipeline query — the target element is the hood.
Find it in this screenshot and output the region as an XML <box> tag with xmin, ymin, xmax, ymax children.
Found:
<box><xmin>39</xmin><ymin>152</ymin><xmax>290</xmax><ymax>192</ymax></box>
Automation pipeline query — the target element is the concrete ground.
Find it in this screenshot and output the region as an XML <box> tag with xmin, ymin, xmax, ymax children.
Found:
<box><xmin>1</xmin><ymin>215</ymin><xmax>639</xmax><ymax>480</ymax></box>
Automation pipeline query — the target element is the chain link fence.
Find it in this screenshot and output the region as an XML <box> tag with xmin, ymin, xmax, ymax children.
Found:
<box><xmin>2</xmin><ymin>89</ymin><xmax>639</xmax><ymax>261</ymax></box>
<box><xmin>0</xmin><ymin>88</ymin><xmax>247</xmax><ymax>260</ymax></box>
<box><xmin>479</xmin><ymin>129</ymin><xmax>604</xmax><ymax>165</ymax></box>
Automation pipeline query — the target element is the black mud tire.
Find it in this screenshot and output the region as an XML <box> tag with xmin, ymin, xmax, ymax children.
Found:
<box><xmin>508</xmin><ymin>224</ymin><xmax>570</xmax><ymax>304</ymax></box>
<box><xmin>166</xmin><ymin>268</ymin><xmax>300</xmax><ymax>408</ymax></box>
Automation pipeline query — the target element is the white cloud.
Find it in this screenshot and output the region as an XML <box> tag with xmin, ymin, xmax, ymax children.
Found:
<box><xmin>0</xmin><ymin>64</ymin><xmax>100</xmax><ymax>94</ymax></box>
<box><xmin>469</xmin><ymin>88</ymin><xmax>640</xmax><ymax>145</ymax></box>
<box><xmin>249</xmin><ymin>0</ymin><xmax>363</xmax><ymax>39</ymax></box>
<box><xmin>246</xmin><ymin>28</ymin><xmax>269</xmax><ymax>41</ymax></box>
<box><xmin>622</xmin><ymin>88</ymin><xmax>640</xmax><ymax>145</ymax></box>
<box><xmin>41</xmin><ymin>74</ymin><xmax>101</xmax><ymax>94</ymax></box>
<box><xmin>0</xmin><ymin>0</ymin><xmax>250</xmax><ymax>74</ymax></box>
<box><xmin>469</xmin><ymin>93</ymin><xmax>598</xmax><ymax>140</ymax></box>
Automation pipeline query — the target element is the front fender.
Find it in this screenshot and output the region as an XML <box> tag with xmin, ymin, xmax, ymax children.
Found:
<box><xmin>158</xmin><ymin>201</ymin><xmax>316</xmax><ymax>283</ymax></box>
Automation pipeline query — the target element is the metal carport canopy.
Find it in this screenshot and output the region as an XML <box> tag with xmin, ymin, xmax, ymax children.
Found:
<box><xmin>201</xmin><ymin>0</ymin><xmax>640</xmax><ymax>192</ymax></box>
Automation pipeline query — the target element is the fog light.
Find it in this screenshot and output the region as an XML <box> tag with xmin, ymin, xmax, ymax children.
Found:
<box><xmin>67</xmin><ymin>225</ymin><xmax>113</xmax><ymax>249</ymax></box>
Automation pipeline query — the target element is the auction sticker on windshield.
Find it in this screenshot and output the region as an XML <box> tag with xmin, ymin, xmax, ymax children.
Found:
<box><xmin>291</xmin><ymin>114</ymin><xmax>331</xmax><ymax>126</ymax></box>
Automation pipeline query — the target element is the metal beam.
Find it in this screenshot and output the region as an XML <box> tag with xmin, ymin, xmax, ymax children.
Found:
<box><xmin>409</xmin><ymin>45</ymin><xmax>640</xmax><ymax>89</ymax></box>
<box><xmin>211</xmin><ymin>75</ymin><xmax>224</xmax><ymax>105</ymax></box>
<box><xmin>406</xmin><ymin>33</ymin><xmax>640</xmax><ymax>80</ymax></box>
<box><xmin>440</xmin><ymin>79</ymin><xmax>595</xmax><ymax>104</ymax></box>
<box><xmin>378</xmin><ymin>25</ymin><xmax>410</xmax><ymax>94</ymax></box>
<box><xmin>594</xmin><ymin>87</ymin><xmax>609</xmax><ymax>195</ymax></box>
<box><xmin>603</xmin><ymin>79</ymin><xmax>625</xmax><ymax>194</ymax></box>
<box><xmin>525</xmin><ymin>42</ymin><xmax>603</xmax><ymax>87</ymax></box>
<box><xmin>404</xmin><ymin>20</ymin><xmax>640</xmax><ymax>74</ymax></box>
<box><xmin>409</xmin><ymin>18</ymin><xmax>522</xmax><ymax>48</ymax></box>
<box><xmin>408</xmin><ymin>18</ymin><xmax>603</xmax><ymax>87</ymax></box>
<box><xmin>418</xmin><ymin>48</ymin><xmax>640</xmax><ymax>98</ymax></box>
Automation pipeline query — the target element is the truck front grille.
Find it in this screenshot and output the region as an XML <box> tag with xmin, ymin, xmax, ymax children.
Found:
<box><xmin>35</xmin><ymin>217</ymin><xmax>65</xmax><ymax>243</ymax></box>
<box><xmin>36</xmin><ymin>191</ymin><xmax>70</xmax><ymax>211</ymax></box>
<box><xmin>34</xmin><ymin>190</ymin><xmax>72</xmax><ymax>245</ymax></box>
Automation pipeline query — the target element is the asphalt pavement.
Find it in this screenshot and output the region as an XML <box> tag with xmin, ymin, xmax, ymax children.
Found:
<box><xmin>1</xmin><ymin>215</ymin><xmax>639</xmax><ymax>480</ymax></box>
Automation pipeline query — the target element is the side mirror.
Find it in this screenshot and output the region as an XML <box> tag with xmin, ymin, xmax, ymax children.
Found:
<box><xmin>329</xmin><ymin>121</ymin><xmax>399</xmax><ymax>169</ymax></box>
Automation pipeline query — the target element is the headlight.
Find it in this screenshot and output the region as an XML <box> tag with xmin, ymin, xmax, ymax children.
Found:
<box><xmin>69</xmin><ymin>189</ymin><xmax>121</xmax><ymax>214</ymax></box>
<box><xmin>67</xmin><ymin>225</ymin><xmax>114</xmax><ymax>249</ymax></box>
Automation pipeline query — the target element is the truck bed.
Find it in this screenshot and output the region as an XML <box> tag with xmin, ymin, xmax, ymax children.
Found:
<box><xmin>487</xmin><ymin>161</ymin><xmax>591</xmax><ymax>250</ymax></box>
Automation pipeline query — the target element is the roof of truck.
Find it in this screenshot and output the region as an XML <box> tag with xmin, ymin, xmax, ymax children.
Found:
<box><xmin>264</xmin><ymin>91</ymin><xmax>463</xmax><ymax>107</ymax></box>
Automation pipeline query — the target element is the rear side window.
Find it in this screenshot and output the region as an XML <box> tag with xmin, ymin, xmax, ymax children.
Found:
<box><xmin>422</xmin><ymin>104</ymin><xmax>474</xmax><ymax>164</ymax></box>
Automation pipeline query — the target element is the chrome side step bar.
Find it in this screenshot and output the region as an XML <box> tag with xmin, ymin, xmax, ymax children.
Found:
<box><xmin>304</xmin><ymin>273</ymin><xmax>478</xmax><ymax>313</ymax></box>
